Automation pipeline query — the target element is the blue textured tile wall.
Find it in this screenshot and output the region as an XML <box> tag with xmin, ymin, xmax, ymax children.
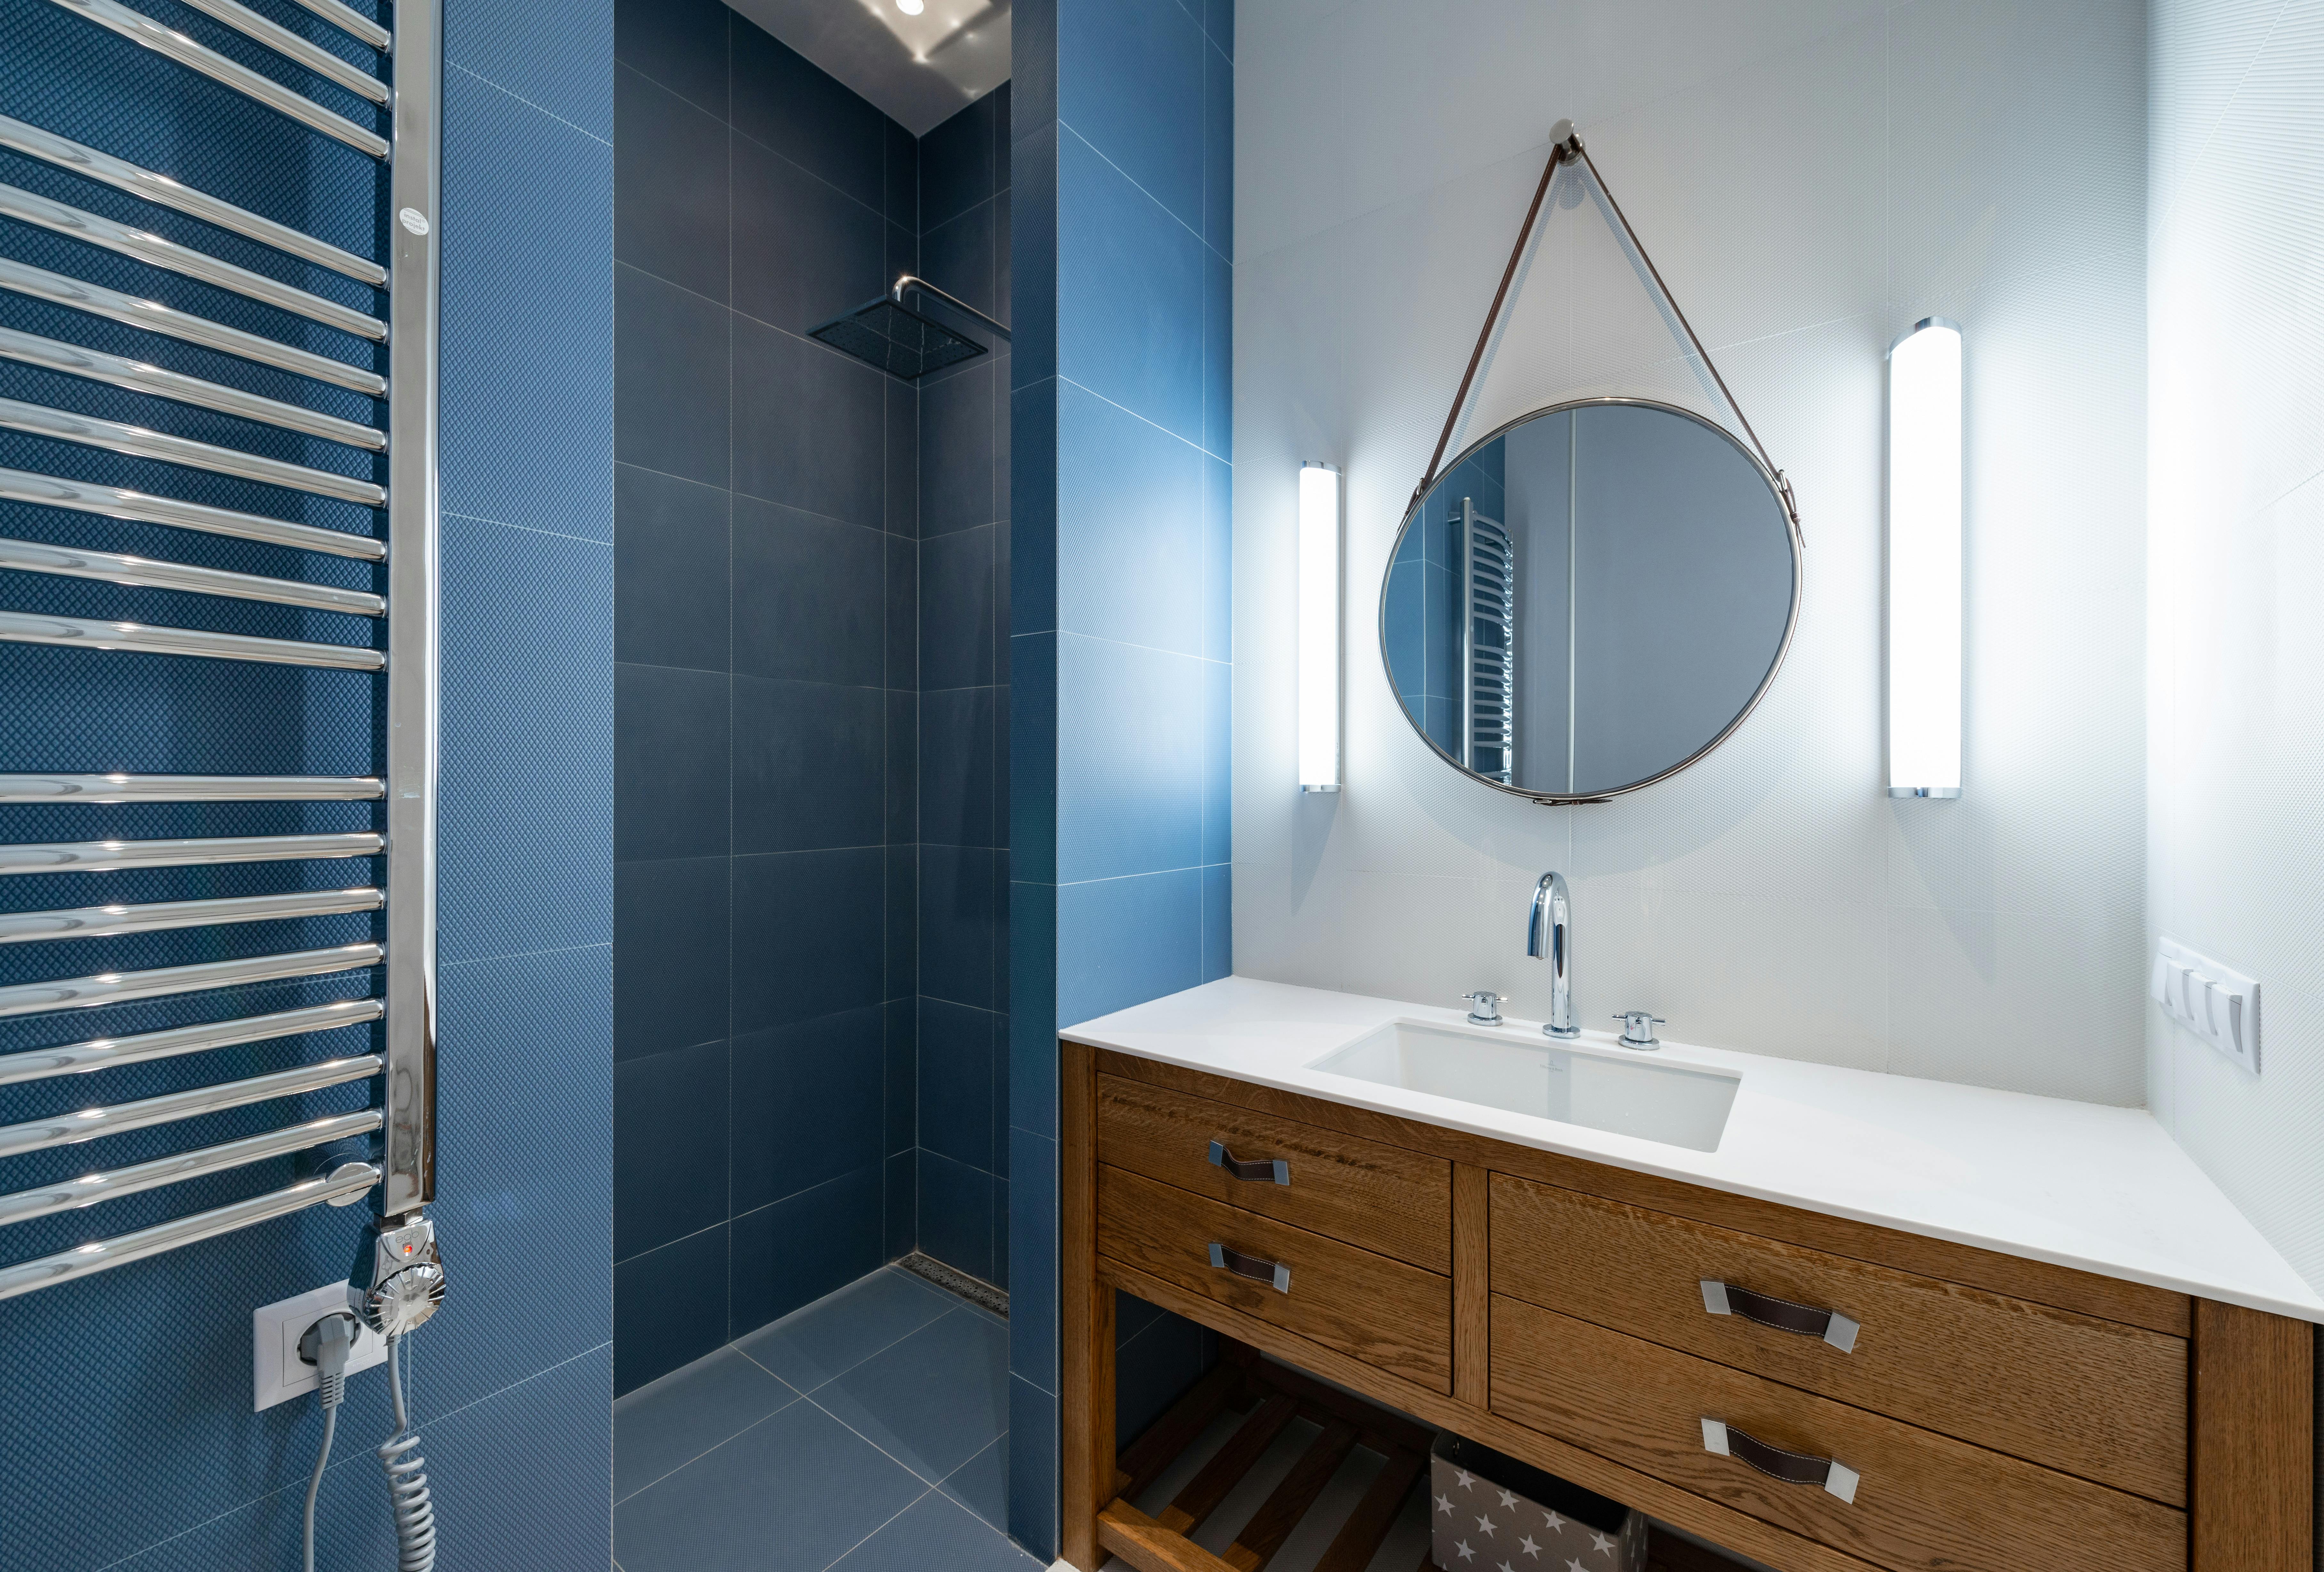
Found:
<box><xmin>0</xmin><ymin>0</ymin><xmax>616</xmax><ymax>1566</ymax></box>
<box><xmin>612</xmin><ymin>0</ymin><xmax>921</xmax><ymax>1395</ymax></box>
<box><xmin>1010</xmin><ymin>0</ymin><xmax>1232</xmax><ymax>1554</ymax></box>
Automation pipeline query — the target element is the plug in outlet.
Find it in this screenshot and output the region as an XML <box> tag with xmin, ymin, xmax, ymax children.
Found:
<box><xmin>255</xmin><ymin>1282</ymin><xmax>386</xmax><ymax>1411</ymax></box>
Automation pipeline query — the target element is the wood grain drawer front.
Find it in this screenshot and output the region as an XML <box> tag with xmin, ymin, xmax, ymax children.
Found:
<box><xmin>1491</xmin><ymin>1296</ymin><xmax>2184</xmax><ymax>1572</ymax></box>
<box><xmin>1097</xmin><ymin>1164</ymin><xmax>1452</xmax><ymax>1392</ymax></box>
<box><xmin>1488</xmin><ymin>1176</ymin><xmax>2187</xmax><ymax>1505</ymax></box>
<box><xmin>1095</xmin><ymin>1073</ymin><xmax>1453</xmax><ymax>1271</ymax></box>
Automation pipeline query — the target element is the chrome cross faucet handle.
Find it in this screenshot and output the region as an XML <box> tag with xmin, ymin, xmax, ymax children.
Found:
<box><xmin>1527</xmin><ymin>872</ymin><xmax>1579</xmax><ymax>1038</ymax></box>
<box><xmin>1460</xmin><ymin>991</ymin><xmax>1505</xmax><ymax>1026</ymax></box>
<box><xmin>1614</xmin><ymin>1011</ymin><xmax>1666</xmax><ymax>1050</ymax></box>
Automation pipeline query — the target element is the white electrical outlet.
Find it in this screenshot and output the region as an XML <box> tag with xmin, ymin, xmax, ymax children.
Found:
<box><xmin>2152</xmin><ymin>938</ymin><xmax>2261</xmax><ymax>1075</ymax></box>
<box><xmin>254</xmin><ymin>1282</ymin><xmax>386</xmax><ymax>1411</ymax></box>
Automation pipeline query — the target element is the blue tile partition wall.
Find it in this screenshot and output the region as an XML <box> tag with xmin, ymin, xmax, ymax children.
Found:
<box><xmin>612</xmin><ymin>0</ymin><xmax>920</xmax><ymax>1395</ymax></box>
<box><xmin>1010</xmin><ymin>0</ymin><xmax>1233</xmax><ymax>1553</ymax></box>
<box><xmin>0</xmin><ymin>0</ymin><xmax>616</xmax><ymax>1567</ymax></box>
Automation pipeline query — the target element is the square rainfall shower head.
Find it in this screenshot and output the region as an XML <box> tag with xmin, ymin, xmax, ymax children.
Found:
<box><xmin>808</xmin><ymin>297</ymin><xmax>987</xmax><ymax>381</ymax></box>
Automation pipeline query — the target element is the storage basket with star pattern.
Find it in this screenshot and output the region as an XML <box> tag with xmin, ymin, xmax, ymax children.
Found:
<box><xmin>1429</xmin><ymin>1432</ymin><xmax>1649</xmax><ymax>1572</ymax></box>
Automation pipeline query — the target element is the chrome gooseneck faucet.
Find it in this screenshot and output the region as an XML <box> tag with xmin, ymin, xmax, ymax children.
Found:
<box><xmin>1527</xmin><ymin>872</ymin><xmax>1580</xmax><ymax>1038</ymax></box>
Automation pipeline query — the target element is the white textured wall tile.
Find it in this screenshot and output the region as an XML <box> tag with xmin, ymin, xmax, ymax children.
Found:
<box><xmin>1234</xmin><ymin>0</ymin><xmax>2150</xmax><ymax>1103</ymax></box>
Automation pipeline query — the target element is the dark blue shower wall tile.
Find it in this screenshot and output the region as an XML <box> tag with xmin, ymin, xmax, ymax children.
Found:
<box><xmin>887</xmin><ymin>219</ymin><xmax>919</xmax><ymax>305</ymax></box>
<box><xmin>616</xmin><ymin>1223</ymin><xmax>730</xmax><ymax>1394</ymax></box>
<box><xmin>1055</xmin><ymin>633</ymin><xmax>1203</xmax><ymax>884</ymax></box>
<box><xmin>918</xmin><ymin>1149</ymin><xmax>994</xmax><ymax>1281</ymax></box>
<box><xmin>1057</xmin><ymin>128</ymin><xmax>1204</xmax><ymax>446</ymax></box>
<box><xmin>616</xmin><ymin>855</ymin><xmax>730</xmax><ymax>1062</ymax></box>
<box><xmin>1204</xmin><ymin>241</ymin><xmax>1230</xmax><ymax>461</ymax></box>
<box><xmin>1010</xmin><ymin>124</ymin><xmax>1057</xmax><ymax>388</ymax></box>
<box><xmin>1206</xmin><ymin>0</ymin><xmax>1233</xmax><ymax>56</ymax></box>
<box><xmin>887</xmin><ymin>534</ymin><xmax>919</xmax><ymax>691</ymax></box>
<box><xmin>730</xmin><ymin>495</ymin><xmax>885</xmax><ymax>686</ymax></box>
<box><xmin>923</xmin><ymin>197</ymin><xmax>1001</xmax><ymax>325</ymax></box>
<box><xmin>442</xmin><ymin>73</ymin><xmax>615</xmax><ymax>541</ymax></box>
<box><xmin>1014</xmin><ymin>0</ymin><xmax>1056</xmax><ymax>137</ymax></box>
<box><xmin>439</xmin><ymin>514</ymin><xmax>615</xmax><ymax>964</ymax></box>
<box><xmin>616</xmin><ymin>263</ymin><xmax>731</xmax><ymax>490</ymax></box>
<box><xmin>1202</xmin><ymin>656</ymin><xmax>1230</xmax><ymax>866</ymax></box>
<box><xmin>887</xmin><ymin>841</ymin><xmax>919</xmax><ymax>998</ymax></box>
<box><xmin>616</xmin><ymin>464</ymin><xmax>729</xmax><ymax>673</ymax></box>
<box><xmin>1057</xmin><ymin>867</ymin><xmax>1203</xmax><ymax>1027</ymax></box>
<box><xmin>617</xmin><ymin>63</ymin><xmax>730</xmax><ymax>304</ymax></box>
<box><xmin>1058</xmin><ymin>0</ymin><xmax>1204</xmax><ymax>233</ymax></box>
<box><xmin>923</xmin><ymin>360</ymin><xmax>998</xmax><ymax>538</ymax></box>
<box><xmin>1007</xmin><ymin>1372</ymin><xmax>1059</xmax><ymax>1557</ymax></box>
<box><xmin>732</xmin><ymin>846</ymin><xmax>887</xmax><ymax>1030</ymax></box>
<box><xmin>730</xmin><ymin>1006</ymin><xmax>884</xmax><ymax>1211</ymax></box>
<box><xmin>1007</xmin><ymin>635</ymin><xmax>1056</xmax><ymax>883</ymax></box>
<box><xmin>420</xmin><ymin>1346</ymin><xmax>613</xmax><ymax>1572</ymax></box>
<box><xmin>729</xmin><ymin>1162</ymin><xmax>885</xmax><ymax>1333</ymax></box>
<box><xmin>918</xmin><ymin>999</ymin><xmax>995</xmax><ymax>1170</ymax></box>
<box><xmin>920</xmin><ymin>844</ymin><xmax>999</xmax><ymax>1010</ymax></box>
<box><xmin>990</xmin><ymin>1014</ymin><xmax>1011</xmax><ymax>1176</ymax></box>
<box><xmin>733</xmin><ymin>676</ymin><xmax>885</xmax><ymax>854</ymax></box>
<box><xmin>616</xmin><ymin>0</ymin><xmax>729</xmax><ymax>115</ymax></box>
<box><xmin>922</xmin><ymin>685</ymin><xmax>998</xmax><ymax>849</ymax></box>
<box><xmin>733</xmin><ymin>315</ymin><xmax>886</xmax><ymax>527</ymax></box>
<box><xmin>1202</xmin><ymin>862</ymin><xmax>1231</xmax><ymax>983</ymax></box>
<box><xmin>732</xmin><ymin>130</ymin><xmax>889</xmax><ymax>336</ymax></box>
<box><xmin>921</xmin><ymin>523</ymin><xmax>998</xmax><ymax>689</ymax></box>
<box><xmin>885</xmin><ymin>1147</ymin><xmax>917</xmax><ymax>1258</ymax></box>
<box><xmin>617</xmin><ymin>1038</ymin><xmax>730</xmax><ymax>1259</ymax></box>
<box><xmin>1056</xmin><ymin>382</ymin><xmax>1203</xmax><ymax>654</ymax></box>
<box><xmin>426</xmin><ymin>944</ymin><xmax>614</xmax><ymax>1413</ymax></box>
<box><xmin>922</xmin><ymin>88</ymin><xmax>999</xmax><ymax>230</ymax></box>
<box><xmin>615</xmin><ymin>661</ymin><xmax>730</xmax><ymax>861</ymax></box>
<box><xmin>885</xmin><ymin>998</ymin><xmax>917</xmax><ymax>1154</ymax></box>
<box><xmin>1010</xmin><ymin>380</ymin><xmax>1057</xmax><ymax>634</ymax></box>
<box><xmin>448</xmin><ymin>0</ymin><xmax>614</xmax><ymax>141</ymax></box>
<box><xmin>885</xmin><ymin>379</ymin><xmax>920</xmax><ymax>537</ymax></box>
<box><xmin>729</xmin><ymin>16</ymin><xmax>885</xmax><ymax>211</ymax></box>
<box><xmin>886</xmin><ymin>691</ymin><xmax>919</xmax><ymax>845</ymax></box>
<box><xmin>993</xmin><ymin>81</ymin><xmax>1013</xmax><ymax>179</ymax></box>
<box><xmin>1204</xmin><ymin>28</ymin><xmax>1232</xmax><ymax>257</ymax></box>
<box><xmin>885</xmin><ymin>116</ymin><xmax>919</xmax><ymax>227</ymax></box>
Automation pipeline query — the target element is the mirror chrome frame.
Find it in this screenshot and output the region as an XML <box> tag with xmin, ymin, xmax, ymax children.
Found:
<box><xmin>1378</xmin><ymin>395</ymin><xmax>1805</xmax><ymax>806</ymax></box>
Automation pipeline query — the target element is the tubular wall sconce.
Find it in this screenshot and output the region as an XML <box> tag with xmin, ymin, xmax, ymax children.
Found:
<box><xmin>1886</xmin><ymin>318</ymin><xmax>1963</xmax><ymax>799</ymax></box>
<box><xmin>1298</xmin><ymin>461</ymin><xmax>1344</xmax><ymax>793</ymax></box>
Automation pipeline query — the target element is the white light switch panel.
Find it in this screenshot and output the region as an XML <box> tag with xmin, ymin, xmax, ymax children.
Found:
<box><xmin>2151</xmin><ymin>938</ymin><xmax>2260</xmax><ymax>1075</ymax></box>
<box><xmin>254</xmin><ymin>1282</ymin><xmax>386</xmax><ymax>1411</ymax></box>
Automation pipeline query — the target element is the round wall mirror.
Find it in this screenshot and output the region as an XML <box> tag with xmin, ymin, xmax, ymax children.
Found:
<box><xmin>1380</xmin><ymin>398</ymin><xmax>1802</xmax><ymax>802</ymax></box>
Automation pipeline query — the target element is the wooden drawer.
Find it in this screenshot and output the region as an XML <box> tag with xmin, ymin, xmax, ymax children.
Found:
<box><xmin>1489</xmin><ymin>1175</ymin><xmax>2187</xmax><ymax>1504</ymax></box>
<box><xmin>1097</xmin><ymin>1164</ymin><xmax>1452</xmax><ymax>1392</ymax></box>
<box><xmin>1491</xmin><ymin>1296</ymin><xmax>2184</xmax><ymax>1572</ymax></box>
<box><xmin>1096</xmin><ymin>1073</ymin><xmax>1452</xmax><ymax>1271</ymax></box>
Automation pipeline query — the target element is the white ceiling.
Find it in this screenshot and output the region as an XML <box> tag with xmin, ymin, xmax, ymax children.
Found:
<box><xmin>725</xmin><ymin>0</ymin><xmax>1011</xmax><ymax>137</ymax></box>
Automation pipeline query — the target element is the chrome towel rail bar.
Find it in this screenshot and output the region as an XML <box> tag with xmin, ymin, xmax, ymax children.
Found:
<box><xmin>0</xmin><ymin>1109</ymin><xmax>382</xmax><ymax>1227</ymax></box>
<box><xmin>0</xmin><ymin>258</ymin><xmax>388</xmax><ymax>395</ymax></box>
<box><xmin>0</xmin><ymin>774</ymin><xmax>384</xmax><ymax>802</ymax></box>
<box><xmin>0</xmin><ymin>1053</ymin><xmax>380</xmax><ymax>1157</ymax></box>
<box><xmin>0</xmin><ymin>999</ymin><xmax>382</xmax><ymax>1083</ymax></box>
<box><xmin>171</xmin><ymin>0</ymin><xmax>391</xmax><ymax>106</ymax></box>
<box><xmin>0</xmin><ymin>398</ymin><xmax>388</xmax><ymax>504</ymax></box>
<box><xmin>0</xmin><ymin>611</ymin><xmax>385</xmax><ymax>670</ymax></box>
<box><xmin>0</xmin><ymin>467</ymin><xmax>388</xmax><ymax>558</ymax></box>
<box><xmin>0</xmin><ymin>887</ymin><xmax>381</xmax><ymax>944</ymax></box>
<box><xmin>0</xmin><ymin>537</ymin><xmax>386</xmax><ymax>615</ymax></box>
<box><xmin>0</xmin><ymin>831</ymin><xmax>383</xmax><ymax>876</ymax></box>
<box><xmin>0</xmin><ymin>115</ymin><xmax>386</xmax><ymax>284</ymax></box>
<box><xmin>0</xmin><ymin>1161</ymin><xmax>384</xmax><ymax>1300</ymax></box>
<box><xmin>283</xmin><ymin>0</ymin><xmax>390</xmax><ymax>52</ymax></box>
<box><xmin>0</xmin><ymin>327</ymin><xmax>387</xmax><ymax>449</ymax></box>
<box><xmin>0</xmin><ymin>943</ymin><xmax>384</xmax><ymax>1019</ymax></box>
<box><xmin>43</xmin><ymin>0</ymin><xmax>390</xmax><ymax>158</ymax></box>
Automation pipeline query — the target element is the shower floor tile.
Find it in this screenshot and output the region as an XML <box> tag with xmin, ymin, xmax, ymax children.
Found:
<box><xmin>615</xmin><ymin>1267</ymin><xmax>1040</xmax><ymax>1571</ymax></box>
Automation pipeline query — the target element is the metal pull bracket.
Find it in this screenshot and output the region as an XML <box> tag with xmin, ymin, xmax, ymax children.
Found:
<box><xmin>1208</xmin><ymin>1241</ymin><xmax>1292</xmax><ymax>1293</ymax></box>
<box><xmin>1209</xmin><ymin>1140</ymin><xmax>1290</xmax><ymax>1185</ymax></box>
<box><xmin>1700</xmin><ymin>1418</ymin><xmax>1859</xmax><ymax>1503</ymax></box>
<box><xmin>1701</xmin><ymin>1279</ymin><xmax>1860</xmax><ymax>1352</ymax></box>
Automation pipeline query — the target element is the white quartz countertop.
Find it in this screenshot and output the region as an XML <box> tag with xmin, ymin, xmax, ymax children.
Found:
<box><xmin>1063</xmin><ymin>976</ymin><xmax>2324</xmax><ymax>1323</ymax></box>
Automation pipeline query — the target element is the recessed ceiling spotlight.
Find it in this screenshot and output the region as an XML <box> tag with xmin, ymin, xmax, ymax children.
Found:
<box><xmin>896</xmin><ymin>0</ymin><xmax>924</xmax><ymax>13</ymax></box>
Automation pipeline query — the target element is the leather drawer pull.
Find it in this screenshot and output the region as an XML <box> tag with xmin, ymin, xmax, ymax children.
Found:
<box><xmin>1208</xmin><ymin>1241</ymin><xmax>1292</xmax><ymax>1293</ymax></box>
<box><xmin>1701</xmin><ymin>1279</ymin><xmax>1860</xmax><ymax>1353</ymax></box>
<box><xmin>1700</xmin><ymin>1418</ymin><xmax>1860</xmax><ymax>1504</ymax></box>
<box><xmin>1209</xmin><ymin>1140</ymin><xmax>1290</xmax><ymax>1184</ymax></box>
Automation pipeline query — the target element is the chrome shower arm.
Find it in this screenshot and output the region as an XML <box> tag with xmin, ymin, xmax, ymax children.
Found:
<box><xmin>891</xmin><ymin>274</ymin><xmax>1012</xmax><ymax>342</ymax></box>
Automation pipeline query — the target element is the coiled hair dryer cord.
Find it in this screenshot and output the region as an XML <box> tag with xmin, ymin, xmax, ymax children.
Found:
<box><xmin>379</xmin><ymin>1334</ymin><xmax>437</xmax><ymax>1572</ymax></box>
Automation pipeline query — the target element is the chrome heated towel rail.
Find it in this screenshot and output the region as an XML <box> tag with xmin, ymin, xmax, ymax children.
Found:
<box><xmin>0</xmin><ymin>0</ymin><xmax>437</xmax><ymax>1298</ymax></box>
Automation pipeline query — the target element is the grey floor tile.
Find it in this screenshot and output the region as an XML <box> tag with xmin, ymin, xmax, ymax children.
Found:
<box><xmin>735</xmin><ymin>1265</ymin><xmax>956</xmax><ymax>1392</ymax></box>
<box><xmin>615</xmin><ymin>1348</ymin><xmax>799</xmax><ymax>1501</ymax></box>
<box><xmin>825</xmin><ymin>1489</ymin><xmax>1042</xmax><ymax>1571</ymax></box>
<box><xmin>810</xmin><ymin>1308</ymin><xmax>1008</xmax><ymax>1484</ymax></box>
<box><xmin>938</xmin><ymin>1431</ymin><xmax>1007</xmax><ymax>1531</ymax></box>
<box><xmin>613</xmin><ymin>1400</ymin><xmax>926</xmax><ymax>1572</ymax></box>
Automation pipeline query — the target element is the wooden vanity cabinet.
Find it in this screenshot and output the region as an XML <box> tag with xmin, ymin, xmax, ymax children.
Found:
<box><xmin>1062</xmin><ymin>1040</ymin><xmax>2316</xmax><ymax>1572</ymax></box>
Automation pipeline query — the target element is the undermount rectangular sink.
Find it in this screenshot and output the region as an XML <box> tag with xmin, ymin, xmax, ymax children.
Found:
<box><xmin>1309</xmin><ymin>1020</ymin><xmax>1739</xmax><ymax>1152</ymax></box>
